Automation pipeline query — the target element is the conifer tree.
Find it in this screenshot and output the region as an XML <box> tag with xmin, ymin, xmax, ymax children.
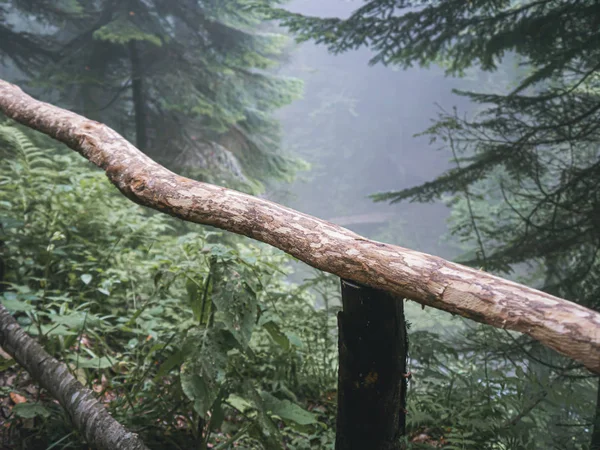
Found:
<box><xmin>273</xmin><ymin>0</ymin><xmax>600</xmax><ymax>322</ymax></box>
<box><xmin>0</xmin><ymin>0</ymin><xmax>303</xmax><ymax>192</ymax></box>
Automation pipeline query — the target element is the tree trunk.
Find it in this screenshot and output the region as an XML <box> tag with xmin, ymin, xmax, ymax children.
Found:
<box><xmin>0</xmin><ymin>78</ymin><xmax>599</xmax><ymax>374</ymax></box>
<box><xmin>128</xmin><ymin>40</ymin><xmax>147</xmax><ymax>152</ymax></box>
<box><xmin>336</xmin><ymin>279</ymin><xmax>408</xmax><ymax>450</ymax></box>
<box><xmin>0</xmin><ymin>304</ymin><xmax>150</xmax><ymax>450</ymax></box>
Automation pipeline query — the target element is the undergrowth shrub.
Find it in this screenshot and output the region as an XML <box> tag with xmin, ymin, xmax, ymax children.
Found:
<box><xmin>1</xmin><ymin>121</ymin><xmax>594</xmax><ymax>450</ymax></box>
<box><xmin>0</xmin><ymin>121</ymin><xmax>338</xmax><ymax>449</ymax></box>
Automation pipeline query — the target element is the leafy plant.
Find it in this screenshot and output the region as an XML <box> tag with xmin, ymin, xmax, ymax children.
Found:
<box><xmin>0</xmin><ymin>121</ymin><xmax>336</xmax><ymax>449</ymax></box>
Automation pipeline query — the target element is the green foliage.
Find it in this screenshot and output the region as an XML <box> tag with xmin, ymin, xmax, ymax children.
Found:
<box><xmin>273</xmin><ymin>1</ymin><xmax>600</xmax><ymax>448</ymax></box>
<box><xmin>12</xmin><ymin>403</ymin><xmax>52</xmax><ymax>420</ymax></box>
<box><xmin>3</xmin><ymin>1</ymin><xmax>599</xmax><ymax>444</ymax></box>
<box><xmin>0</xmin><ymin>0</ymin><xmax>305</xmax><ymax>193</ymax></box>
<box><xmin>0</xmin><ymin>122</ymin><xmax>336</xmax><ymax>449</ymax></box>
<box><xmin>210</xmin><ymin>258</ymin><xmax>259</xmax><ymax>348</ymax></box>
<box><xmin>271</xmin><ymin>1</ymin><xmax>599</xmax><ymax>87</ymax></box>
<box><xmin>93</xmin><ymin>17</ymin><xmax>164</xmax><ymax>47</ymax></box>
<box><xmin>403</xmin><ymin>327</ymin><xmax>597</xmax><ymax>449</ymax></box>
<box><xmin>1</xmin><ymin>114</ymin><xmax>596</xmax><ymax>449</ymax></box>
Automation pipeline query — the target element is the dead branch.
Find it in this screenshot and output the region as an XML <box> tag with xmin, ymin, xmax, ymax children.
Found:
<box><xmin>0</xmin><ymin>305</ymin><xmax>149</xmax><ymax>450</ymax></box>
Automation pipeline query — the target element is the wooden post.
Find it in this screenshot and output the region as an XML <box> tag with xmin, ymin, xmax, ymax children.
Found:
<box><xmin>336</xmin><ymin>279</ymin><xmax>408</xmax><ymax>450</ymax></box>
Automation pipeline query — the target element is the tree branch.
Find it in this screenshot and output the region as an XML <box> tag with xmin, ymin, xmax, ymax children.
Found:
<box><xmin>0</xmin><ymin>78</ymin><xmax>599</xmax><ymax>374</ymax></box>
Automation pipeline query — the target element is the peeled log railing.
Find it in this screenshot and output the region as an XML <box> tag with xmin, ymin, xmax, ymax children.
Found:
<box><xmin>0</xmin><ymin>78</ymin><xmax>599</xmax><ymax>374</ymax></box>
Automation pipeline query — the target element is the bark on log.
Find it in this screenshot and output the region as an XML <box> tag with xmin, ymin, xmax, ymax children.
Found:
<box><xmin>0</xmin><ymin>305</ymin><xmax>150</xmax><ymax>450</ymax></box>
<box><xmin>0</xmin><ymin>78</ymin><xmax>599</xmax><ymax>374</ymax></box>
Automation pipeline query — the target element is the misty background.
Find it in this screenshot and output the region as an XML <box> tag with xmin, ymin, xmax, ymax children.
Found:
<box><xmin>269</xmin><ymin>0</ymin><xmax>482</xmax><ymax>331</ymax></box>
<box><xmin>274</xmin><ymin>0</ymin><xmax>471</xmax><ymax>259</ymax></box>
<box><xmin>1</xmin><ymin>2</ymin><xmax>598</xmax><ymax>448</ymax></box>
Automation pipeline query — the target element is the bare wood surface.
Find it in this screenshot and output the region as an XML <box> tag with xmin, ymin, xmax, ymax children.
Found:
<box><xmin>0</xmin><ymin>78</ymin><xmax>599</xmax><ymax>374</ymax></box>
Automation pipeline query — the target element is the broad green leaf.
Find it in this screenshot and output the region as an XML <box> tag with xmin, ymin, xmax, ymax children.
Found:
<box><xmin>27</xmin><ymin>324</ymin><xmax>75</xmax><ymax>336</ymax></box>
<box><xmin>206</xmin><ymin>244</ymin><xmax>234</xmax><ymax>259</ymax></box>
<box><xmin>50</xmin><ymin>312</ymin><xmax>99</xmax><ymax>329</ymax></box>
<box><xmin>154</xmin><ymin>350</ymin><xmax>184</xmax><ymax>380</ymax></box>
<box><xmin>13</xmin><ymin>402</ymin><xmax>51</xmax><ymax>419</ymax></box>
<box><xmin>262</xmin><ymin>321</ymin><xmax>289</xmax><ymax>350</ymax></box>
<box><xmin>242</xmin><ymin>382</ymin><xmax>284</xmax><ymax>450</ymax></box>
<box><xmin>0</xmin><ymin>358</ymin><xmax>16</xmax><ymax>371</ymax></box>
<box><xmin>80</xmin><ymin>274</ymin><xmax>92</xmax><ymax>285</ymax></box>
<box><xmin>1</xmin><ymin>297</ymin><xmax>34</xmax><ymax>312</ymax></box>
<box><xmin>0</xmin><ymin>217</ymin><xmax>23</xmax><ymax>229</ymax></box>
<box><xmin>180</xmin><ymin>373</ymin><xmax>212</xmax><ymax>417</ymax></box>
<box><xmin>285</xmin><ymin>332</ymin><xmax>303</xmax><ymax>348</ymax></box>
<box><xmin>186</xmin><ymin>278</ymin><xmax>204</xmax><ymax>322</ymax></box>
<box><xmin>211</xmin><ymin>264</ymin><xmax>257</xmax><ymax>348</ymax></box>
<box><xmin>72</xmin><ymin>356</ymin><xmax>113</xmax><ymax>369</ymax></box>
<box><xmin>209</xmin><ymin>400</ymin><xmax>225</xmax><ymax>431</ymax></box>
<box><xmin>180</xmin><ymin>327</ymin><xmax>235</xmax><ymax>416</ymax></box>
<box><xmin>260</xmin><ymin>391</ymin><xmax>317</xmax><ymax>426</ymax></box>
<box><xmin>227</xmin><ymin>394</ymin><xmax>253</xmax><ymax>413</ymax></box>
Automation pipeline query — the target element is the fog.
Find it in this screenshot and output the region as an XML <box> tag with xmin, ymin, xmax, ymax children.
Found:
<box><xmin>269</xmin><ymin>1</ymin><xmax>481</xmax><ymax>331</ymax></box>
<box><xmin>274</xmin><ymin>0</ymin><xmax>473</xmax><ymax>260</ymax></box>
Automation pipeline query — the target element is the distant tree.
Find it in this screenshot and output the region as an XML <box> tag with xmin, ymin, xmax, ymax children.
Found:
<box><xmin>271</xmin><ymin>1</ymin><xmax>600</xmax><ymax>447</ymax></box>
<box><xmin>0</xmin><ymin>0</ymin><xmax>304</xmax><ymax>192</ymax></box>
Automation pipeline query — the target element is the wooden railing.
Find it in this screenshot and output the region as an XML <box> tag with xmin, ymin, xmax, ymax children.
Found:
<box><xmin>1</xmin><ymin>78</ymin><xmax>599</xmax><ymax>375</ymax></box>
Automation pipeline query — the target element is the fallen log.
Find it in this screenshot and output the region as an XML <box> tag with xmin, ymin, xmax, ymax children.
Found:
<box><xmin>1</xmin><ymin>79</ymin><xmax>599</xmax><ymax>374</ymax></box>
<box><xmin>0</xmin><ymin>304</ymin><xmax>149</xmax><ymax>450</ymax></box>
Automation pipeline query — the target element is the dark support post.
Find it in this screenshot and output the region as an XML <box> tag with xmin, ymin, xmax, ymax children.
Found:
<box><xmin>336</xmin><ymin>279</ymin><xmax>408</xmax><ymax>450</ymax></box>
